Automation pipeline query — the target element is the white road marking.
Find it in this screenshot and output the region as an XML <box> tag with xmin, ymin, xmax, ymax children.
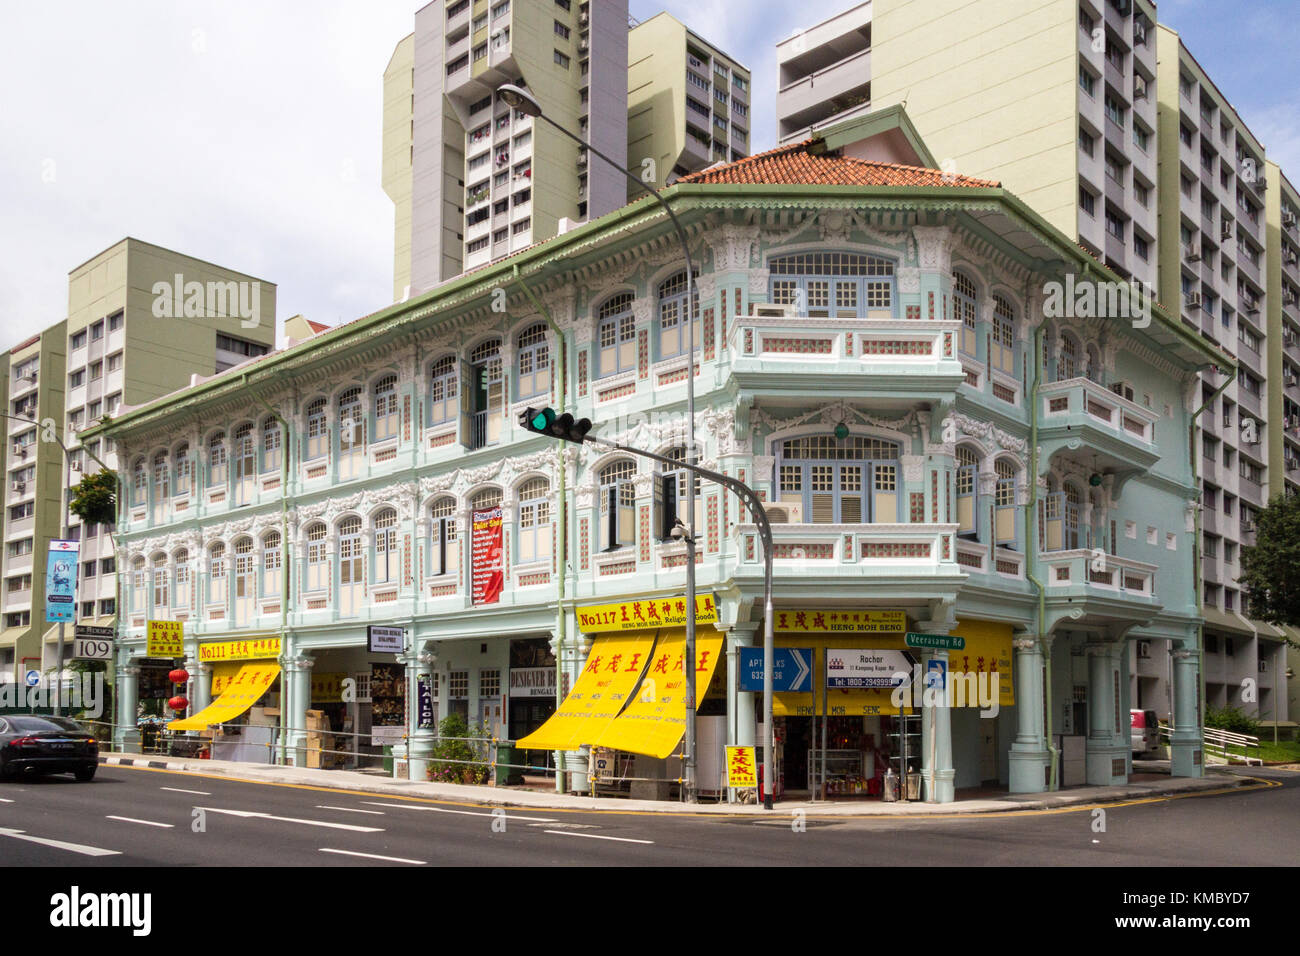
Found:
<box><xmin>0</xmin><ymin>827</ymin><xmax>121</xmax><ymax>857</ymax></box>
<box><xmin>360</xmin><ymin>801</ymin><xmax>555</xmax><ymax>823</ymax></box>
<box><xmin>0</xmin><ymin>798</ymin><xmax>13</xmax><ymax>803</ymax></box>
<box><xmin>106</xmin><ymin>815</ymin><xmax>174</xmax><ymax>829</ymax></box>
<box><xmin>319</xmin><ymin>848</ymin><xmax>426</xmax><ymax>865</ymax></box>
<box><xmin>542</xmin><ymin>830</ymin><xmax>654</xmax><ymax>845</ymax></box>
<box><xmin>160</xmin><ymin>787</ymin><xmax>211</xmax><ymax>796</ymax></box>
<box><xmin>315</xmin><ymin>805</ymin><xmax>385</xmax><ymax>815</ymax></box>
<box><xmin>194</xmin><ymin>807</ymin><xmax>383</xmax><ymax>833</ymax></box>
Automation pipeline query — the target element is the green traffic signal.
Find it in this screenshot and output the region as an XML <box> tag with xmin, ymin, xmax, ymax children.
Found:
<box><xmin>520</xmin><ymin>406</ymin><xmax>591</xmax><ymax>444</ymax></box>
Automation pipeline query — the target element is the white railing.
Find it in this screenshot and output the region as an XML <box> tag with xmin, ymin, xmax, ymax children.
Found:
<box><xmin>1040</xmin><ymin>549</ymin><xmax>1157</xmax><ymax>597</ymax></box>
<box><xmin>1160</xmin><ymin>723</ymin><xmax>1262</xmax><ymax>765</ymax></box>
<box><xmin>729</xmin><ymin>314</ymin><xmax>960</xmax><ymax>366</ymax></box>
<box><xmin>1040</xmin><ymin>376</ymin><xmax>1161</xmax><ymax>444</ymax></box>
<box><xmin>734</xmin><ymin>522</ymin><xmax>959</xmax><ymax>571</ymax></box>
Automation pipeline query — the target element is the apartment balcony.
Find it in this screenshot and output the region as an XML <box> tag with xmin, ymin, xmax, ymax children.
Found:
<box><xmin>954</xmin><ymin>540</ymin><xmax>1025</xmax><ymax>580</ymax></box>
<box><xmin>731</xmin><ymin>521</ymin><xmax>965</xmax><ymax>591</ymax></box>
<box><xmin>1040</xmin><ymin>549</ymin><xmax>1160</xmax><ymax>608</ymax></box>
<box><xmin>1038</xmin><ymin>377</ymin><xmax>1162</xmax><ymax>478</ymax></box>
<box><xmin>726</xmin><ymin>312</ymin><xmax>964</xmax><ymax>397</ymax></box>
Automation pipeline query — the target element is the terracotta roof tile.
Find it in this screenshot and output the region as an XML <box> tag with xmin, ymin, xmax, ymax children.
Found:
<box><xmin>675</xmin><ymin>139</ymin><xmax>1001</xmax><ymax>189</ymax></box>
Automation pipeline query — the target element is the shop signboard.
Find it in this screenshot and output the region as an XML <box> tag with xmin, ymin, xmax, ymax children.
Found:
<box><xmin>368</xmin><ymin>624</ymin><xmax>404</xmax><ymax>654</ymax></box>
<box><xmin>74</xmin><ymin>625</ymin><xmax>114</xmax><ymax>661</ymax></box>
<box><xmin>369</xmin><ymin>663</ymin><xmax>406</xmax><ymax>745</ymax></box>
<box><xmin>775</xmin><ymin>609</ymin><xmax>905</xmax><ymax>633</ymax></box>
<box><xmin>309</xmin><ymin>673</ymin><xmax>346</xmax><ymax>703</ymax></box>
<box><xmin>471</xmin><ymin>506</ymin><xmax>504</xmax><ymax>605</ymax></box>
<box><xmin>905</xmin><ymin>632</ymin><xmax>966</xmax><ymax>651</ymax></box>
<box><xmin>146</xmin><ymin>620</ymin><xmax>184</xmax><ymax>659</ymax></box>
<box><xmin>44</xmin><ymin>539</ymin><xmax>79</xmax><ymax>624</ymax></box>
<box><xmin>825</xmin><ymin>649</ymin><xmax>911</xmax><ymax>689</ymax></box>
<box><xmin>199</xmin><ymin>637</ymin><xmax>282</xmax><ymax>663</ymax></box>
<box><xmin>738</xmin><ymin>647</ymin><xmax>813</xmax><ymax>693</ymax></box>
<box><xmin>725</xmin><ymin>745</ymin><xmax>758</xmax><ymax>788</ymax></box>
<box><xmin>416</xmin><ymin>673</ymin><xmax>435</xmax><ymax>729</ymax></box>
<box><xmin>509</xmin><ymin>667</ymin><xmax>557</xmax><ymax>698</ymax></box>
<box><xmin>575</xmin><ymin>594</ymin><xmax>717</xmax><ymax>634</ymax></box>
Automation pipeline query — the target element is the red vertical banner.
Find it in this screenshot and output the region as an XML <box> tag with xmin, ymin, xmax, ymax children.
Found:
<box><xmin>471</xmin><ymin>507</ymin><xmax>503</xmax><ymax>605</ymax></box>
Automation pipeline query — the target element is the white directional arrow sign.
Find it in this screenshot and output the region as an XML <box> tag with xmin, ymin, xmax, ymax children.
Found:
<box><xmin>790</xmin><ymin>649</ymin><xmax>811</xmax><ymax>692</ymax></box>
<box><xmin>194</xmin><ymin>807</ymin><xmax>384</xmax><ymax>833</ymax></box>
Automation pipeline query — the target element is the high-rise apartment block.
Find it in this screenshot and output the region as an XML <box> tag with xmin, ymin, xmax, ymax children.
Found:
<box><xmin>0</xmin><ymin>238</ymin><xmax>275</xmax><ymax>685</ymax></box>
<box><xmin>627</xmin><ymin>12</ymin><xmax>751</xmax><ymax>193</ymax></box>
<box><xmin>779</xmin><ymin>0</ymin><xmax>1298</xmax><ymax>724</ymax></box>
<box><xmin>384</xmin><ymin>0</ymin><xmax>630</xmax><ymax>300</ymax></box>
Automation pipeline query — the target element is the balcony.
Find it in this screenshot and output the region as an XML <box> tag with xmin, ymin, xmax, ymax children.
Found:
<box><xmin>1040</xmin><ymin>550</ymin><xmax>1159</xmax><ymax>604</ymax></box>
<box><xmin>727</xmin><ymin>313</ymin><xmax>964</xmax><ymax>395</ymax></box>
<box><xmin>1038</xmin><ymin>377</ymin><xmax>1162</xmax><ymax>475</ymax></box>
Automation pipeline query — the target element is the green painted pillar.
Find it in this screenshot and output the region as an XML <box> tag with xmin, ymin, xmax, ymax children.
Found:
<box><xmin>915</xmin><ymin>618</ymin><xmax>956</xmax><ymax>803</ymax></box>
<box><xmin>115</xmin><ymin>663</ymin><xmax>141</xmax><ymax>753</ymax></box>
<box><xmin>566</xmin><ymin>633</ymin><xmax>592</xmax><ymax>793</ymax></box>
<box><xmin>1009</xmin><ymin>632</ymin><xmax>1047</xmax><ymax>793</ymax></box>
<box><xmin>193</xmin><ymin>660</ymin><xmax>212</xmax><ymax>713</ymax></box>
<box><xmin>408</xmin><ymin>645</ymin><xmax>437</xmax><ymax>779</ymax></box>
<box><xmin>286</xmin><ymin>654</ymin><xmax>312</xmax><ymax>766</ymax></box>
<box><xmin>728</xmin><ymin>625</ymin><xmax>758</xmax><ymax>749</ymax></box>
<box><xmin>1170</xmin><ymin>640</ymin><xmax>1203</xmax><ymax>777</ymax></box>
<box><xmin>1085</xmin><ymin>643</ymin><xmax>1125</xmax><ymax>785</ymax></box>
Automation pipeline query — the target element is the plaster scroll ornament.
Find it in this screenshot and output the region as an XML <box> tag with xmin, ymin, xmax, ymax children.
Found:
<box><xmin>912</xmin><ymin>225</ymin><xmax>954</xmax><ymax>273</ymax></box>
<box><xmin>948</xmin><ymin>412</ymin><xmax>1029</xmax><ymax>455</ymax></box>
<box><xmin>978</xmin><ymin>471</ymin><xmax>999</xmax><ymax>496</ymax></box>
<box><xmin>901</xmin><ymin>455</ymin><xmax>924</xmax><ymax>483</ymax></box>
<box><xmin>575</xmin><ymin>483</ymin><xmax>595</xmax><ymax>509</ymax></box>
<box><xmin>706</xmin><ymin>224</ymin><xmax>760</xmax><ymax>272</ymax></box>
<box><xmin>897</xmin><ymin>267</ymin><xmax>920</xmax><ymax>294</ymax></box>
<box><xmin>748</xmin><ymin>268</ymin><xmax>770</xmax><ymax>295</ymax></box>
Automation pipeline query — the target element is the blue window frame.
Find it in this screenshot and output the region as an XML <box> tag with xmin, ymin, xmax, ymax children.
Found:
<box><xmin>768</xmin><ymin>252</ymin><xmax>896</xmax><ymax>317</ymax></box>
<box><xmin>775</xmin><ymin>435</ymin><xmax>901</xmax><ymax>524</ymax></box>
<box><xmin>657</xmin><ymin>270</ymin><xmax>699</xmax><ymax>360</ymax></box>
<box><xmin>429</xmin><ymin>357</ymin><xmax>458</xmax><ymax>425</ymax></box>
<box><xmin>596</xmin><ymin>293</ymin><xmax>636</xmax><ymax>377</ymax></box>
<box><xmin>305</xmin><ymin>398</ymin><xmax>328</xmax><ymax>461</ymax></box>
<box><xmin>954</xmin><ymin>271</ymin><xmax>978</xmax><ymax>358</ymax></box>
<box><xmin>516</xmin><ymin>323</ymin><xmax>550</xmax><ymax>400</ymax></box>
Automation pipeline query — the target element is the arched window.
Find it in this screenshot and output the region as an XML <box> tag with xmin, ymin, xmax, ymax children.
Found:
<box><xmin>338</xmin><ymin>516</ymin><xmax>363</xmax><ymax>614</ymax></box>
<box><xmin>770</xmin><ymin>252</ymin><xmax>896</xmax><ymax>318</ymax></box>
<box><xmin>373</xmin><ymin>374</ymin><xmax>399</xmax><ymax>442</ymax></box>
<box><xmin>994</xmin><ymin>459</ymin><xmax>1018</xmax><ymax>547</ymax></box>
<box><xmin>955</xmin><ymin>446</ymin><xmax>978</xmax><ymax>536</ymax></box>
<box><xmin>953</xmin><ymin>271</ymin><xmax>978</xmax><ymax>358</ymax></box>
<box><xmin>429</xmin><ymin>357</ymin><xmax>458</xmax><ymax>425</ymax></box>
<box><xmin>517</xmin><ymin>478</ymin><xmax>550</xmax><ymax>564</ymax></box>
<box><xmin>1064</xmin><ymin>484</ymin><xmax>1082</xmax><ymax>550</ymax></box>
<box><xmin>664</xmin><ymin>446</ymin><xmax>703</xmax><ymax>532</ymax></box>
<box><xmin>131</xmin><ymin>459</ymin><xmax>147</xmax><ymax>507</ymax></box>
<box><xmin>261</xmin><ymin>416</ymin><xmax>282</xmax><ymax>473</ymax></box>
<box><xmin>516</xmin><ymin>324</ymin><xmax>550</xmax><ymax>401</ymax></box>
<box><xmin>152</xmin><ymin>453</ymin><xmax>169</xmax><ymax>522</ymax></box>
<box><xmin>208</xmin><ymin>543</ymin><xmax>227</xmax><ymax>610</ymax></box>
<box><xmin>207</xmin><ymin>432</ymin><xmax>227</xmax><ymax>488</ymax></box>
<box><xmin>991</xmin><ymin>295</ymin><xmax>1015</xmax><ymax>375</ymax></box>
<box><xmin>151</xmin><ymin>554</ymin><xmax>169</xmax><ymax>612</ymax></box>
<box><xmin>429</xmin><ymin>497</ymin><xmax>458</xmax><ymax>577</ymax></box>
<box><xmin>471</xmin><ymin>487</ymin><xmax>503</xmax><ymax>512</ymax></box>
<box><xmin>131</xmin><ymin>556</ymin><xmax>146</xmax><ymax>612</ymax></box>
<box><xmin>175</xmin><ymin>443</ymin><xmax>191</xmax><ymax>496</ymax></box>
<box><xmin>233</xmin><ymin>423</ymin><xmax>256</xmax><ymax>503</ymax></box>
<box><xmin>233</xmin><ymin>536</ymin><xmax>255</xmax><ymax>623</ymax></box>
<box><xmin>262</xmin><ymin>531</ymin><xmax>281</xmax><ymax>597</ymax></box>
<box><xmin>305</xmin><ymin>397</ymin><xmax>328</xmax><ymax>461</ymax></box>
<box><xmin>174</xmin><ymin>550</ymin><xmax>190</xmax><ymax>608</ymax></box>
<box><xmin>305</xmin><ymin>522</ymin><xmax>328</xmax><ymax>592</ymax></box>
<box><xmin>374</xmin><ymin>508</ymin><xmax>398</xmax><ymax>584</ymax></box>
<box><xmin>658</xmin><ymin>270</ymin><xmax>700</xmax><ymax>360</ymax></box>
<box><xmin>1057</xmin><ymin>334</ymin><xmax>1079</xmax><ymax>380</ymax></box>
<box><xmin>597</xmin><ymin>293</ymin><xmax>636</xmax><ymax>378</ymax></box>
<box><xmin>777</xmin><ymin>435</ymin><xmax>901</xmax><ymax>523</ymax></box>
<box><xmin>598</xmin><ymin>460</ymin><xmax>636</xmax><ymax>549</ymax></box>
<box><xmin>469</xmin><ymin>340</ymin><xmax>503</xmax><ymax>449</ymax></box>
<box><xmin>338</xmin><ymin>387</ymin><xmax>363</xmax><ymax>452</ymax></box>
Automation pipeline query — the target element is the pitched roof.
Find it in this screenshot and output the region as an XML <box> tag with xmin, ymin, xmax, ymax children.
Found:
<box><xmin>676</xmin><ymin>139</ymin><xmax>1001</xmax><ymax>189</ymax></box>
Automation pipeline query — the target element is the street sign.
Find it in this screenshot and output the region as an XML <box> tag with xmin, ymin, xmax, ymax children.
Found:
<box><xmin>905</xmin><ymin>632</ymin><xmax>966</xmax><ymax>651</ymax></box>
<box><xmin>24</xmin><ymin>670</ymin><xmax>40</xmax><ymax>687</ymax></box>
<box><xmin>925</xmin><ymin>659</ymin><xmax>947</xmax><ymax>691</ymax></box>
<box><xmin>73</xmin><ymin>637</ymin><xmax>112</xmax><ymax>661</ymax></box>
<box><xmin>44</xmin><ymin>540</ymin><xmax>80</xmax><ymax>624</ymax></box>
<box><xmin>739</xmin><ymin>647</ymin><xmax>813</xmax><ymax>693</ymax></box>
<box><xmin>74</xmin><ymin>625</ymin><xmax>114</xmax><ymax>639</ymax></box>
<box><xmin>825</xmin><ymin>649</ymin><xmax>911</xmax><ymax>688</ymax></box>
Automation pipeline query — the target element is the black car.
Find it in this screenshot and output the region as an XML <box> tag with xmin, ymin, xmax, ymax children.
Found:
<box><xmin>0</xmin><ymin>715</ymin><xmax>99</xmax><ymax>781</ymax></box>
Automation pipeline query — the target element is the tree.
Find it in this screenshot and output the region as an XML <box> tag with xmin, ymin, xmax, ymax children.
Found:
<box><xmin>1239</xmin><ymin>491</ymin><xmax>1300</xmax><ymax>644</ymax></box>
<box><xmin>68</xmin><ymin>468</ymin><xmax>117</xmax><ymax>529</ymax></box>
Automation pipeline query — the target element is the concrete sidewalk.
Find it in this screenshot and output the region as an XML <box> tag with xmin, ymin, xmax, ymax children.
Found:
<box><xmin>97</xmin><ymin>752</ymin><xmax>1268</xmax><ymax>816</ymax></box>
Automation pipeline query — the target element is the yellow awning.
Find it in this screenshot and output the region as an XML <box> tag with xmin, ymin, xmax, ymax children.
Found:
<box><xmin>516</xmin><ymin>631</ymin><xmax>657</xmax><ymax>752</ymax></box>
<box><xmin>590</xmin><ymin>628</ymin><xmax>725</xmax><ymax>759</ymax></box>
<box><xmin>168</xmin><ymin>662</ymin><xmax>280</xmax><ymax>731</ymax></box>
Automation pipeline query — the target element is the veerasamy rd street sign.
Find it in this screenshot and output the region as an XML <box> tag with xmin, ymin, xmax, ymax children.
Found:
<box><xmin>904</xmin><ymin>632</ymin><xmax>966</xmax><ymax>651</ymax></box>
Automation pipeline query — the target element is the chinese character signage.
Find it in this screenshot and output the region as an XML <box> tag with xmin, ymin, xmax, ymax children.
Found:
<box><xmin>726</xmin><ymin>746</ymin><xmax>758</xmax><ymax>788</ymax></box>
<box><xmin>471</xmin><ymin>506</ymin><xmax>504</xmax><ymax>605</ymax></box>
<box><xmin>575</xmin><ymin>594</ymin><xmax>718</xmax><ymax>634</ymax></box>
<box><xmin>146</xmin><ymin>620</ymin><xmax>184</xmax><ymax>658</ymax></box>
<box><xmin>370</xmin><ymin>663</ymin><xmax>406</xmax><ymax>745</ymax></box>
<box><xmin>198</xmin><ymin>637</ymin><xmax>282</xmax><ymax>662</ymax></box>
<box><xmin>310</xmin><ymin>672</ymin><xmax>346</xmax><ymax>703</ymax></box>
<box><xmin>44</xmin><ymin>539</ymin><xmax>79</xmax><ymax>624</ymax></box>
<box><xmin>774</xmin><ymin>609</ymin><xmax>905</xmax><ymax>633</ymax></box>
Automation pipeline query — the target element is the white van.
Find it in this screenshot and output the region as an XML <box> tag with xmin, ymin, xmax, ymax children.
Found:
<box><xmin>1130</xmin><ymin>709</ymin><xmax>1160</xmax><ymax>756</ymax></box>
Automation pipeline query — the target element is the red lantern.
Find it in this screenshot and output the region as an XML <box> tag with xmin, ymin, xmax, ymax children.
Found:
<box><xmin>169</xmin><ymin>668</ymin><xmax>190</xmax><ymax>685</ymax></box>
<box><xmin>167</xmin><ymin>696</ymin><xmax>189</xmax><ymax>712</ymax></box>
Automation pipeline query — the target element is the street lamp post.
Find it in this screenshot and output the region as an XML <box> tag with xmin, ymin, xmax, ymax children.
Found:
<box><xmin>497</xmin><ymin>83</ymin><xmax>704</xmax><ymax>801</ymax></box>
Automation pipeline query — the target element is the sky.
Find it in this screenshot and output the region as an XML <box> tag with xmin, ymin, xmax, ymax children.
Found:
<box><xmin>0</xmin><ymin>0</ymin><xmax>1296</xmax><ymax>350</ymax></box>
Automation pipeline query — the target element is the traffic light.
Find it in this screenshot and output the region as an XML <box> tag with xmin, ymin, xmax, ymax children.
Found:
<box><xmin>519</xmin><ymin>406</ymin><xmax>592</xmax><ymax>444</ymax></box>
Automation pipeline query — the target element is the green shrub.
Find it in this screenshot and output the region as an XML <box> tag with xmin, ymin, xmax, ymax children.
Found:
<box><xmin>428</xmin><ymin>713</ymin><xmax>491</xmax><ymax>784</ymax></box>
<box><xmin>1204</xmin><ymin>705</ymin><xmax>1260</xmax><ymax>736</ymax></box>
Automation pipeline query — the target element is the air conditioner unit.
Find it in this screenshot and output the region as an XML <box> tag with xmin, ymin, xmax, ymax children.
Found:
<box><xmin>1285</xmin><ymin>292</ymin><xmax>1298</xmax><ymax>307</ymax></box>
<box><xmin>1286</xmin><ymin>374</ymin><xmax>1298</xmax><ymax>387</ymax></box>
<box><xmin>1221</xmin><ymin>222</ymin><xmax>1234</xmax><ymax>240</ymax></box>
<box><xmin>11</xmin><ymin>482</ymin><xmax>25</xmax><ymax>494</ymax></box>
<box><xmin>1137</xmin><ymin>640</ymin><xmax>1152</xmax><ymax>659</ymax></box>
<box><xmin>1286</xmin><ymin>250</ymin><xmax>1299</xmax><ymax>265</ymax></box>
<box><xmin>1133</xmin><ymin>79</ymin><xmax>1148</xmax><ymax>100</ymax></box>
<box><xmin>764</xmin><ymin>502</ymin><xmax>802</xmax><ymax>524</ymax></box>
<box><xmin>578</xmin><ymin>39</ymin><xmax>589</xmax><ymax>52</ymax></box>
<box><xmin>1185</xmin><ymin>244</ymin><xmax>1201</xmax><ymax>262</ymax></box>
<box><xmin>1134</xmin><ymin>22</ymin><xmax>1147</xmax><ymax>43</ymax></box>
<box><xmin>579</xmin><ymin>11</ymin><xmax>588</xmax><ymax>24</ymax></box>
<box><xmin>576</xmin><ymin>153</ymin><xmax>587</xmax><ymax>167</ymax></box>
<box><xmin>1284</xmin><ymin>210</ymin><xmax>1298</xmax><ymax>228</ymax></box>
<box><xmin>1245</xmin><ymin>298</ymin><xmax>1260</xmax><ymax>314</ymax></box>
<box><xmin>1186</xmin><ymin>291</ymin><xmax>1203</xmax><ymax>308</ymax></box>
